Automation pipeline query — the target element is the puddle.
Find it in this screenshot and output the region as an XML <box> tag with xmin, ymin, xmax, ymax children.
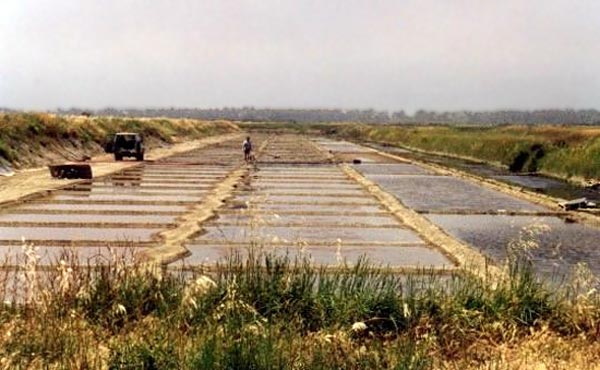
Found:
<box><xmin>139</xmin><ymin>170</ymin><xmax>230</xmax><ymax>176</ymax></box>
<box><xmin>0</xmin><ymin>226</ymin><xmax>159</xmax><ymax>242</ymax></box>
<box><xmin>107</xmin><ymin>177</ymin><xmax>219</xmax><ymax>184</ymax></box>
<box><xmin>352</xmin><ymin>163</ymin><xmax>435</xmax><ymax>175</ymax></box>
<box><xmin>68</xmin><ymin>187</ymin><xmax>208</xmax><ymax>195</ymax></box>
<box><xmin>244</xmin><ymin>188</ymin><xmax>367</xmax><ymax>196</ymax></box>
<box><xmin>426</xmin><ymin>214</ymin><xmax>600</xmax><ymax>279</ymax></box>
<box><xmin>258</xmin><ymin>168</ymin><xmax>340</xmax><ymax>174</ymax></box>
<box><xmin>53</xmin><ymin>194</ymin><xmax>202</xmax><ymax>202</ymax></box>
<box><xmin>234</xmin><ymin>194</ymin><xmax>377</xmax><ymax>204</ymax></box>
<box><xmin>143</xmin><ymin>167</ymin><xmax>232</xmax><ymax>172</ymax></box>
<box><xmin>253</xmin><ymin>179</ymin><xmax>354</xmax><ymax>185</ymax></box>
<box><xmin>366</xmin><ymin>175</ymin><xmax>547</xmax><ymax>212</ymax></box>
<box><xmin>229</xmin><ymin>203</ymin><xmax>385</xmax><ymax>213</ymax></box>
<box><xmin>210</xmin><ymin>213</ymin><xmax>399</xmax><ymax>226</ymax></box>
<box><xmin>258</xmin><ymin>175</ymin><xmax>348</xmax><ymax>180</ymax></box>
<box><xmin>20</xmin><ymin>203</ymin><xmax>188</xmax><ymax>212</ymax></box>
<box><xmin>251</xmin><ymin>183</ymin><xmax>361</xmax><ymax>190</ymax></box>
<box><xmin>91</xmin><ymin>182</ymin><xmax>214</xmax><ymax>188</ymax></box>
<box><xmin>194</xmin><ymin>225</ymin><xmax>423</xmax><ymax>244</ymax></box>
<box><xmin>104</xmin><ymin>182</ymin><xmax>216</xmax><ymax>188</ymax></box>
<box><xmin>0</xmin><ymin>213</ymin><xmax>177</xmax><ymax>224</ymax></box>
<box><xmin>181</xmin><ymin>244</ymin><xmax>452</xmax><ymax>267</ymax></box>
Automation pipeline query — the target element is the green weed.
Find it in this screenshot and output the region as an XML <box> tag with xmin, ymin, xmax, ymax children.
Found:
<box><xmin>0</xmin><ymin>244</ymin><xmax>598</xmax><ymax>369</ymax></box>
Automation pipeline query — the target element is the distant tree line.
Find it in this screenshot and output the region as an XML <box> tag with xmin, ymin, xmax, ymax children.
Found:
<box><xmin>5</xmin><ymin>106</ymin><xmax>600</xmax><ymax>125</ymax></box>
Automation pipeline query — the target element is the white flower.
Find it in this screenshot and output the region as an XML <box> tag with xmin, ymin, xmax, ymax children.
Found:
<box><xmin>115</xmin><ymin>304</ymin><xmax>127</xmax><ymax>315</ymax></box>
<box><xmin>403</xmin><ymin>303</ymin><xmax>411</xmax><ymax>318</ymax></box>
<box><xmin>194</xmin><ymin>275</ymin><xmax>217</xmax><ymax>292</ymax></box>
<box><xmin>351</xmin><ymin>321</ymin><xmax>367</xmax><ymax>332</ymax></box>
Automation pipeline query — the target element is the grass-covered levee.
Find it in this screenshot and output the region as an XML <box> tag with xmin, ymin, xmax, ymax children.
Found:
<box><xmin>304</xmin><ymin>122</ymin><xmax>600</xmax><ymax>182</ymax></box>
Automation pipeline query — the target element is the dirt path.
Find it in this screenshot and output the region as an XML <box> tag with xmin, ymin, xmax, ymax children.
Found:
<box><xmin>0</xmin><ymin>133</ymin><xmax>242</xmax><ymax>207</ymax></box>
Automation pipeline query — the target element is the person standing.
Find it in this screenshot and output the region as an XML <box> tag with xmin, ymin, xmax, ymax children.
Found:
<box><xmin>242</xmin><ymin>136</ymin><xmax>253</xmax><ymax>161</ymax></box>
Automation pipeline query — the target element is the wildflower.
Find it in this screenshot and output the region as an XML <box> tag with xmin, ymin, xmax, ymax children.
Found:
<box><xmin>244</xmin><ymin>323</ymin><xmax>266</xmax><ymax>337</ymax></box>
<box><xmin>182</xmin><ymin>275</ymin><xmax>217</xmax><ymax>311</ymax></box>
<box><xmin>403</xmin><ymin>303</ymin><xmax>411</xmax><ymax>318</ymax></box>
<box><xmin>335</xmin><ymin>238</ymin><xmax>343</xmax><ymax>264</ymax></box>
<box><xmin>351</xmin><ymin>321</ymin><xmax>368</xmax><ymax>332</ymax></box>
<box><xmin>115</xmin><ymin>304</ymin><xmax>127</xmax><ymax>315</ymax></box>
<box><xmin>194</xmin><ymin>275</ymin><xmax>217</xmax><ymax>292</ymax></box>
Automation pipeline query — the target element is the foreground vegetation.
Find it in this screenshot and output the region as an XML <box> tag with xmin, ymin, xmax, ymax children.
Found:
<box><xmin>0</xmin><ymin>245</ymin><xmax>599</xmax><ymax>369</ymax></box>
<box><xmin>323</xmin><ymin>123</ymin><xmax>600</xmax><ymax>181</ymax></box>
<box><xmin>0</xmin><ymin>113</ymin><xmax>238</xmax><ymax>168</ymax></box>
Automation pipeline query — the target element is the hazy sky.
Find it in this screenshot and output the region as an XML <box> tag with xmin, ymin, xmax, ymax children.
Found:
<box><xmin>1</xmin><ymin>0</ymin><xmax>599</xmax><ymax>112</ymax></box>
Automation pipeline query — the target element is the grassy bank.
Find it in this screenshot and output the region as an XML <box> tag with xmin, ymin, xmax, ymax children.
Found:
<box><xmin>0</xmin><ymin>113</ymin><xmax>239</xmax><ymax>168</ymax></box>
<box><xmin>0</xmin><ymin>246</ymin><xmax>598</xmax><ymax>369</ymax></box>
<box><xmin>326</xmin><ymin>123</ymin><xmax>600</xmax><ymax>181</ymax></box>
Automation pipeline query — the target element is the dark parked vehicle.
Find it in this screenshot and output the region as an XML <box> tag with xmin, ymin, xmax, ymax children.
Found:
<box><xmin>104</xmin><ymin>132</ymin><xmax>145</xmax><ymax>161</ymax></box>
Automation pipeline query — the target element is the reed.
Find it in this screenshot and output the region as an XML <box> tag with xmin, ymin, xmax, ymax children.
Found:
<box><xmin>329</xmin><ymin>123</ymin><xmax>600</xmax><ymax>180</ymax></box>
<box><xmin>0</xmin><ymin>240</ymin><xmax>598</xmax><ymax>369</ymax></box>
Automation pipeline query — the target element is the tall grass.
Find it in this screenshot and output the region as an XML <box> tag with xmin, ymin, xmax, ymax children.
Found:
<box><xmin>0</xmin><ymin>242</ymin><xmax>598</xmax><ymax>369</ymax></box>
<box><xmin>321</xmin><ymin>123</ymin><xmax>600</xmax><ymax>180</ymax></box>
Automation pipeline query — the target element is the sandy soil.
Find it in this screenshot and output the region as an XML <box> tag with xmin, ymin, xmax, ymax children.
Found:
<box><xmin>0</xmin><ymin>133</ymin><xmax>242</xmax><ymax>207</ymax></box>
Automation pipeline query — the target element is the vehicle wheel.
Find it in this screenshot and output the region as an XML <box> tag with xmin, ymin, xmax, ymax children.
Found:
<box><xmin>115</xmin><ymin>154</ymin><xmax>122</xmax><ymax>161</ymax></box>
<box><xmin>136</xmin><ymin>153</ymin><xmax>144</xmax><ymax>161</ymax></box>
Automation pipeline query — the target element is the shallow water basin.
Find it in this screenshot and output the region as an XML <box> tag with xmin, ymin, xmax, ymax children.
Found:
<box><xmin>353</xmin><ymin>163</ymin><xmax>435</xmax><ymax>175</ymax></box>
<box><xmin>210</xmin><ymin>213</ymin><xmax>399</xmax><ymax>227</ymax></box>
<box><xmin>0</xmin><ymin>226</ymin><xmax>160</xmax><ymax>242</ymax></box>
<box><xmin>426</xmin><ymin>214</ymin><xmax>600</xmax><ymax>278</ymax></box>
<box><xmin>234</xmin><ymin>194</ymin><xmax>377</xmax><ymax>204</ymax></box>
<box><xmin>194</xmin><ymin>225</ymin><xmax>423</xmax><ymax>244</ymax></box>
<box><xmin>368</xmin><ymin>175</ymin><xmax>547</xmax><ymax>212</ymax></box>
<box><xmin>19</xmin><ymin>203</ymin><xmax>188</xmax><ymax>213</ymax></box>
<box><xmin>180</xmin><ymin>243</ymin><xmax>453</xmax><ymax>267</ymax></box>
<box><xmin>53</xmin><ymin>194</ymin><xmax>202</xmax><ymax>202</ymax></box>
<box><xmin>0</xmin><ymin>212</ymin><xmax>178</xmax><ymax>224</ymax></box>
<box><xmin>226</xmin><ymin>202</ymin><xmax>385</xmax><ymax>213</ymax></box>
